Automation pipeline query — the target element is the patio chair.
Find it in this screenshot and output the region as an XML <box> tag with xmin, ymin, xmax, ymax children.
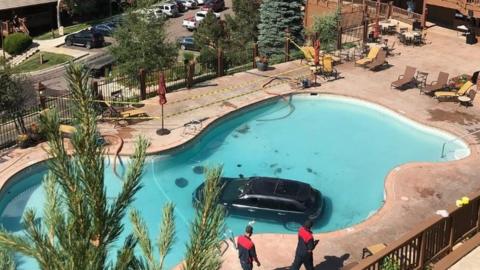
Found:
<box><xmin>355</xmin><ymin>46</ymin><xmax>380</xmax><ymax>66</ymax></box>
<box><xmin>320</xmin><ymin>55</ymin><xmax>338</xmax><ymax>80</ymax></box>
<box><xmin>391</xmin><ymin>66</ymin><xmax>417</xmax><ymax>89</ymax></box>
<box><xmin>435</xmin><ymin>80</ymin><xmax>474</xmax><ymax>100</ymax></box>
<box><xmin>366</xmin><ymin>50</ymin><xmax>388</xmax><ymax>71</ymax></box>
<box><xmin>421</xmin><ymin>72</ymin><xmax>449</xmax><ymax>95</ymax></box>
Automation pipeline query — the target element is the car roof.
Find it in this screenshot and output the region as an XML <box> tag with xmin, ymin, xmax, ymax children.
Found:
<box><xmin>244</xmin><ymin>177</ymin><xmax>312</xmax><ymax>201</ymax></box>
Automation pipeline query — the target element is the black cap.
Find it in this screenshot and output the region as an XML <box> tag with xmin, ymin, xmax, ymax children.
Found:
<box><xmin>245</xmin><ymin>225</ymin><xmax>253</xmax><ymax>234</ymax></box>
<box><xmin>304</xmin><ymin>220</ymin><xmax>313</xmax><ymax>229</ymax></box>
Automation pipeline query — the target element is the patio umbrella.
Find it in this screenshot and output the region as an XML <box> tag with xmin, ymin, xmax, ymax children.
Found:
<box><xmin>156</xmin><ymin>71</ymin><xmax>170</xmax><ymax>135</ymax></box>
<box><xmin>158</xmin><ymin>72</ymin><xmax>167</xmax><ymax>105</ymax></box>
<box><xmin>313</xmin><ymin>40</ymin><xmax>320</xmax><ymax>66</ymax></box>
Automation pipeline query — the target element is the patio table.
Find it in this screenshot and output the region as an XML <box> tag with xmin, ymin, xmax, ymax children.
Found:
<box><xmin>403</xmin><ymin>31</ymin><xmax>421</xmax><ymax>40</ymax></box>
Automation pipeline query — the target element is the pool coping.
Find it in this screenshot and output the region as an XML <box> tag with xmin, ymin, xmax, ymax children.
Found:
<box><xmin>1</xmin><ymin>90</ymin><xmax>478</xmax><ymax>231</ymax></box>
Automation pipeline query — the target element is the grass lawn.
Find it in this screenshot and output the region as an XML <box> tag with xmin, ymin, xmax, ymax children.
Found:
<box><xmin>14</xmin><ymin>52</ymin><xmax>73</xmax><ymax>73</ymax></box>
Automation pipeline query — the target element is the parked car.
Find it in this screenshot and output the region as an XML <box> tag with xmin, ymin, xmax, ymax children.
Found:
<box><xmin>170</xmin><ymin>0</ymin><xmax>187</xmax><ymax>12</ymax></box>
<box><xmin>195</xmin><ymin>0</ymin><xmax>205</xmax><ymax>4</ymax></box>
<box><xmin>195</xmin><ymin>10</ymin><xmax>220</xmax><ymax>22</ymax></box>
<box><xmin>133</xmin><ymin>7</ymin><xmax>167</xmax><ymax>21</ymax></box>
<box><xmin>65</xmin><ymin>30</ymin><xmax>105</xmax><ymax>49</ymax></box>
<box><xmin>91</xmin><ymin>22</ymin><xmax>116</xmax><ymax>36</ymax></box>
<box><xmin>153</xmin><ymin>3</ymin><xmax>179</xmax><ymax>17</ymax></box>
<box><xmin>178</xmin><ymin>0</ymin><xmax>197</xmax><ymax>9</ymax></box>
<box><xmin>203</xmin><ymin>0</ymin><xmax>224</xmax><ymax>12</ymax></box>
<box><xmin>177</xmin><ymin>36</ymin><xmax>199</xmax><ymax>51</ymax></box>
<box><xmin>193</xmin><ymin>177</ymin><xmax>324</xmax><ymax>224</ymax></box>
<box><xmin>182</xmin><ymin>10</ymin><xmax>219</xmax><ymax>30</ymax></box>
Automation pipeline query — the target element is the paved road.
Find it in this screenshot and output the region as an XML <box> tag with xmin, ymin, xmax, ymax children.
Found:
<box><xmin>32</xmin><ymin>0</ymin><xmax>234</xmax><ymax>95</ymax></box>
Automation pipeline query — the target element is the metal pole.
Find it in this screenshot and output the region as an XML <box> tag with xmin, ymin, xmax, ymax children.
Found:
<box><xmin>161</xmin><ymin>104</ymin><xmax>164</xmax><ymax>131</ymax></box>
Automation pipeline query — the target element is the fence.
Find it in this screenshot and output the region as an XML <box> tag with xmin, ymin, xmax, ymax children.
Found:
<box><xmin>1</xmin><ymin>41</ymin><xmax>302</xmax><ymax>151</ymax></box>
<box><xmin>0</xmin><ymin>94</ymin><xmax>73</xmax><ymax>150</ymax></box>
<box><xmin>352</xmin><ymin>190</ymin><xmax>480</xmax><ymax>269</ymax></box>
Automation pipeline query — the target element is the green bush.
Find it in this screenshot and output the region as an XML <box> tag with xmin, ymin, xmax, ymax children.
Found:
<box><xmin>4</xmin><ymin>33</ymin><xmax>33</xmax><ymax>55</ymax></box>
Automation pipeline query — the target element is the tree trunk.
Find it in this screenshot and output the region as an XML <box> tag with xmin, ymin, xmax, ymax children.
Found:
<box><xmin>57</xmin><ymin>0</ymin><xmax>62</xmax><ymax>30</ymax></box>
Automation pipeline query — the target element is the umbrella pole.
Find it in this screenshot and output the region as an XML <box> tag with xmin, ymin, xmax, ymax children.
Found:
<box><xmin>156</xmin><ymin>104</ymin><xmax>170</xmax><ymax>135</ymax></box>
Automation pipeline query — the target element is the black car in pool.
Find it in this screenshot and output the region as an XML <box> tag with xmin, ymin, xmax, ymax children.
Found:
<box><xmin>193</xmin><ymin>177</ymin><xmax>324</xmax><ymax>224</ymax></box>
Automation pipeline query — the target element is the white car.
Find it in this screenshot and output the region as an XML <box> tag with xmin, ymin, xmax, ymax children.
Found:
<box><xmin>133</xmin><ymin>8</ymin><xmax>166</xmax><ymax>21</ymax></box>
<box><xmin>179</xmin><ymin>0</ymin><xmax>197</xmax><ymax>9</ymax></box>
<box><xmin>195</xmin><ymin>0</ymin><xmax>205</xmax><ymax>4</ymax></box>
<box><xmin>151</xmin><ymin>3</ymin><xmax>179</xmax><ymax>17</ymax></box>
<box><xmin>195</xmin><ymin>10</ymin><xmax>220</xmax><ymax>23</ymax></box>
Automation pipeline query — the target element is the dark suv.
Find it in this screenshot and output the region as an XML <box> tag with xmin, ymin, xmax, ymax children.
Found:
<box><xmin>193</xmin><ymin>177</ymin><xmax>324</xmax><ymax>224</ymax></box>
<box><xmin>65</xmin><ymin>30</ymin><xmax>105</xmax><ymax>49</ymax></box>
<box><xmin>203</xmin><ymin>0</ymin><xmax>225</xmax><ymax>12</ymax></box>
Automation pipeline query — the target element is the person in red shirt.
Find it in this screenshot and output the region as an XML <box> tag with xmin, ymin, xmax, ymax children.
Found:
<box><xmin>290</xmin><ymin>220</ymin><xmax>318</xmax><ymax>270</ymax></box>
<box><xmin>237</xmin><ymin>225</ymin><xmax>261</xmax><ymax>270</ymax></box>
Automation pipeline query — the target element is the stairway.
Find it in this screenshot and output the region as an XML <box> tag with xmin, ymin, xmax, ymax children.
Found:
<box><xmin>8</xmin><ymin>46</ymin><xmax>40</xmax><ymax>67</ymax></box>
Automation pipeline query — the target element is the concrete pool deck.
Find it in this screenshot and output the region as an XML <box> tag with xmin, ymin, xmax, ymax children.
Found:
<box><xmin>1</xmin><ymin>25</ymin><xmax>480</xmax><ymax>269</ymax></box>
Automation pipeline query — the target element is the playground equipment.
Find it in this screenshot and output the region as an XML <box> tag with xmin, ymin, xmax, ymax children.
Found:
<box><xmin>1</xmin><ymin>18</ymin><xmax>30</xmax><ymax>38</ymax></box>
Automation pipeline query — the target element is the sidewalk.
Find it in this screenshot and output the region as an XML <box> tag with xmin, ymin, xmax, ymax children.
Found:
<box><xmin>450</xmin><ymin>247</ymin><xmax>480</xmax><ymax>270</ymax></box>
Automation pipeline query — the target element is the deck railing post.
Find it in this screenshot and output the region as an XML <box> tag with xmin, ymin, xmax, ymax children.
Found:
<box><xmin>418</xmin><ymin>231</ymin><xmax>427</xmax><ymax>269</ymax></box>
<box><xmin>447</xmin><ymin>214</ymin><xmax>455</xmax><ymax>252</ymax></box>
<box><xmin>186</xmin><ymin>62</ymin><xmax>194</xmax><ymax>89</ymax></box>
<box><xmin>284</xmin><ymin>28</ymin><xmax>290</xmax><ymax>62</ymax></box>
<box><xmin>253</xmin><ymin>43</ymin><xmax>258</xmax><ymax>69</ymax></box>
<box><xmin>139</xmin><ymin>68</ymin><xmax>146</xmax><ymax>101</ymax></box>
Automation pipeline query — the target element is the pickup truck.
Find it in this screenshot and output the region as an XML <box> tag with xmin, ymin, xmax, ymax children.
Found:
<box><xmin>182</xmin><ymin>10</ymin><xmax>220</xmax><ymax>31</ymax></box>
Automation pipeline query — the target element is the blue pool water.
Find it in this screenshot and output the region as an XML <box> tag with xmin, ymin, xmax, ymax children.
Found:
<box><xmin>0</xmin><ymin>95</ymin><xmax>469</xmax><ymax>269</ymax></box>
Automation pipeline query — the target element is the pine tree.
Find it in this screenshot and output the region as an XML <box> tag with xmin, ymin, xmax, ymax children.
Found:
<box><xmin>0</xmin><ymin>247</ymin><xmax>15</xmax><ymax>270</ymax></box>
<box><xmin>257</xmin><ymin>0</ymin><xmax>304</xmax><ymax>56</ymax></box>
<box><xmin>0</xmin><ymin>63</ymin><xmax>175</xmax><ymax>269</ymax></box>
<box><xmin>225</xmin><ymin>0</ymin><xmax>261</xmax><ymax>45</ymax></box>
<box><xmin>182</xmin><ymin>166</ymin><xmax>225</xmax><ymax>270</ymax></box>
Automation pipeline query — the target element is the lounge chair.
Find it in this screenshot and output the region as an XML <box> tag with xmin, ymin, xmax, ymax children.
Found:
<box><xmin>59</xmin><ymin>124</ymin><xmax>76</xmax><ymax>137</ymax></box>
<box><xmin>301</xmin><ymin>46</ymin><xmax>316</xmax><ymax>65</ymax></box>
<box><xmin>102</xmin><ymin>100</ymin><xmax>148</xmax><ymax>126</ymax></box>
<box><xmin>320</xmin><ymin>55</ymin><xmax>338</xmax><ymax>80</ymax></box>
<box><xmin>391</xmin><ymin>66</ymin><xmax>417</xmax><ymax>89</ymax></box>
<box><xmin>434</xmin><ymin>80</ymin><xmax>474</xmax><ymax>100</ymax></box>
<box><xmin>421</xmin><ymin>72</ymin><xmax>449</xmax><ymax>95</ymax></box>
<box><xmin>366</xmin><ymin>50</ymin><xmax>388</xmax><ymax>70</ymax></box>
<box><xmin>355</xmin><ymin>46</ymin><xmax>380</xmax><ymax>66</ymax></box>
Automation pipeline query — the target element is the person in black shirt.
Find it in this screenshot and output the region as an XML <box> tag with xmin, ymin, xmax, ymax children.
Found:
<box><xmin>291</xmin><ymin>220</ymin><xmax>318</xmax><ymax>270</ymax></box>
<box><xmin>237</xmin><ymin>225</ymin><xmax>261</xmax><ymax>270</ymax></box>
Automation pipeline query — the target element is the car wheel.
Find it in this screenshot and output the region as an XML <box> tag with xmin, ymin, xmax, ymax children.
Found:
<box><xmin>180</xmin><ymin>45</ymin><xmax>186</xmax><ymax>50</ymax></box>
<box><xmin>66</xmin><ymin>40</ymin><xmax>72</xmax><ymax>46</ymax></box>
<box><xmin>86</xmin><ymin>42</ymin><xmax>92</xmax><ymax>49</ymax></box>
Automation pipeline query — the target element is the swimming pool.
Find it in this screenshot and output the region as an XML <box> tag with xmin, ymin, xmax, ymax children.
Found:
<box><xmin>0</xmin><ymin>95</ymin><xmax>470</xmax><ymax>269</ymax></box>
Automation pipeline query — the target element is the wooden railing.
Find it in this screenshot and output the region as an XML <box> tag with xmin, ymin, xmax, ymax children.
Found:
<box><xmin>351</xmin><ymin>190</ymin><xmax>480</xmax><ymax>270</ymax></box>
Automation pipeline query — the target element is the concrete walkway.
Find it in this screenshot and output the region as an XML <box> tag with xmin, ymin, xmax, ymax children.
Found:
<box><xmin>450</xmin><ymin>247</ymin><xmax>480</xmax><ymax>270</ymax></box>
